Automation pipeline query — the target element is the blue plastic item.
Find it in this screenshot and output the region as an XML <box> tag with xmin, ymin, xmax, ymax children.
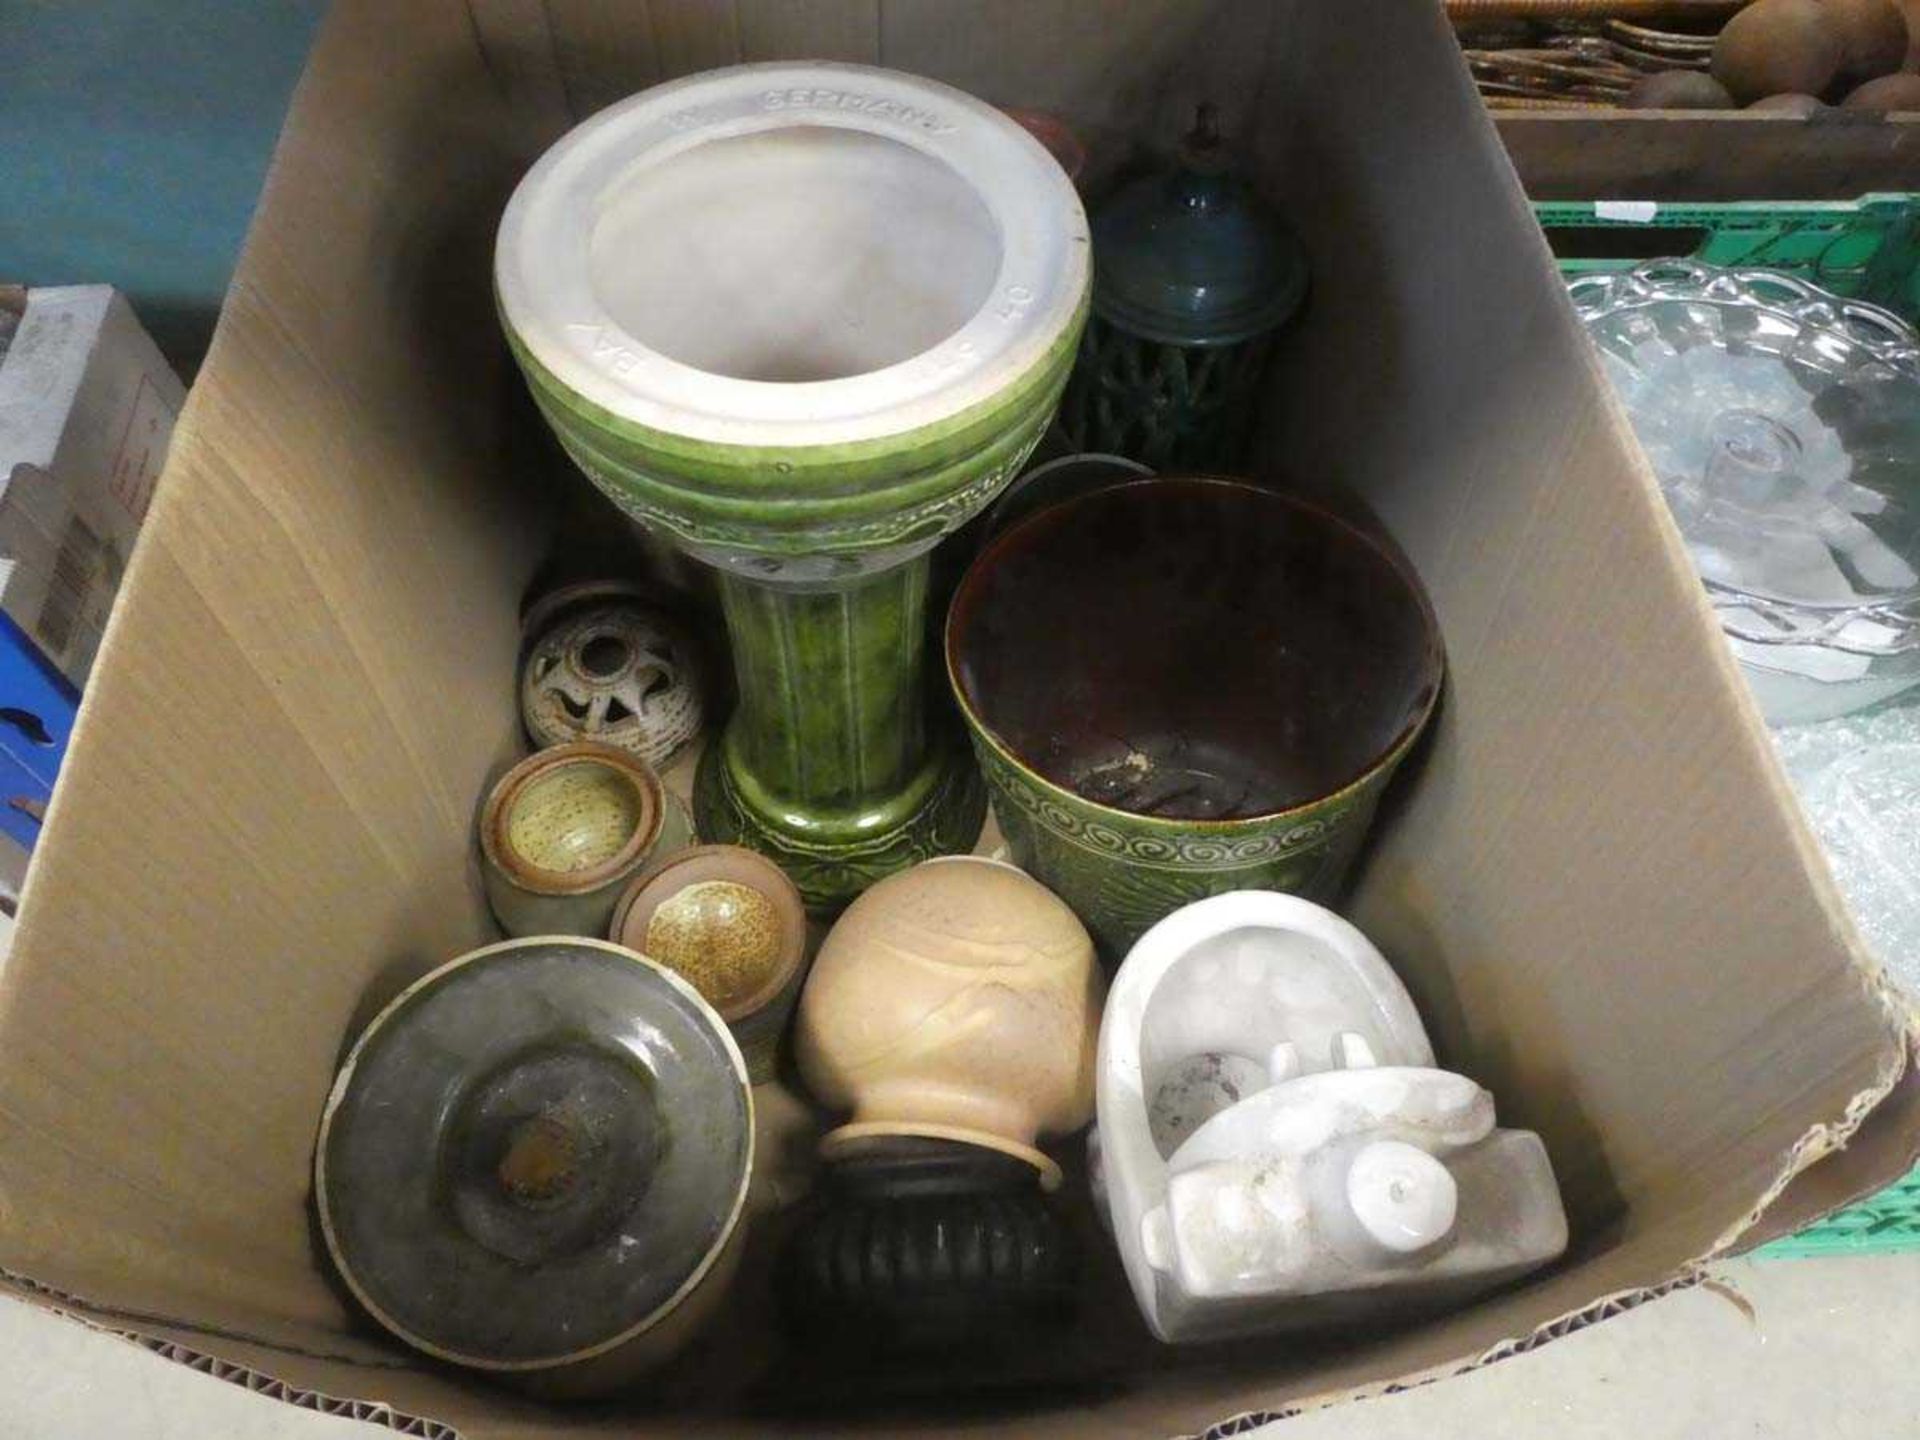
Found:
<box><xmin>0</xmin><ymin>612</ymin><xmax>80</xmax><ymax>853</ymax></box>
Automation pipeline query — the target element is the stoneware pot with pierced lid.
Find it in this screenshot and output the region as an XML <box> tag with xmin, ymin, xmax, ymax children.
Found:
<box><xmin>496</xmin><ymin>61</ymin><xmax>1090</xmax><ymax>912</ymax></box>
<box><xmin>608</xmin><ymin>844</ymin><xmax>809</xmax><ymax>1083</ymax></box>
<box><xmin>314</xmin><ymin>936</ymin><xmax>753</xmax><ymax>1397</ymax></box>
<box><xmin>480</xmin><ymin>742</ymin><xmax>694</xmax><ymax>939</ymax></box>
<box><xmin>519</xmin><ymin>597</ymin><xmax>704</xmax><ymax>768</ymax></box>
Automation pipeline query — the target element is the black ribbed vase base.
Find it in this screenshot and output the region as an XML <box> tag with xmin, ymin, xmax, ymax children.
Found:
<box><xmin>777</xmin><ymin>1136</ymin><xmax>1075</xmax><ymax>1356</ymax></box>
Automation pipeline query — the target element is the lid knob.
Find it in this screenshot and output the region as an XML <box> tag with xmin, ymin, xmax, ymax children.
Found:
<box><xmin>1345</xmin><ymin>1140</ymin><xmax>1457</xmax><ymax>1254</ymax></box>
<box><xmin>497</xmin><ymin>1111</ymin><xmax>594</xmax><ymax>1207</ymax></box>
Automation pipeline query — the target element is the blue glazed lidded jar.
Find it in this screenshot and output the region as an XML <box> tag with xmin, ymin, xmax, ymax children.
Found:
<box><xmin>1060</xmin><ymin>104</ymin><xmax>1309</xmax><ymax>470</ymax></box>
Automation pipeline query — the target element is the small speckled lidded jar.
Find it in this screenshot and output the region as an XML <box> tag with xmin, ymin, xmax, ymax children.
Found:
<box><xmin>480</xmin><ymin>743</ymin><xmax>694</xmax><ymax>939</ymax></box>
<box><xmin>609</xmin><ymin>845</ymin><xmax>809</xmax><ymax>1083</ymax></box>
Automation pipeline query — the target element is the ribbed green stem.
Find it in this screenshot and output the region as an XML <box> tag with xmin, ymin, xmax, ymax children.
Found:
<box><xmin>716</xmin><ymin>563</ymin><xmax>927</xmax><ymax>812</ymax></box>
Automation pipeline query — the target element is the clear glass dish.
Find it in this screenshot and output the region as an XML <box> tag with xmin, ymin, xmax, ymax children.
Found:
<box><xmin>1571</xmin><ymin>262</ymin><xmax>1920</xmax><ymax>725</ymax></box>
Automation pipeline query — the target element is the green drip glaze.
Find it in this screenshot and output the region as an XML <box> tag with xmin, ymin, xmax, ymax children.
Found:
<box><xmin>505</xmin><ymin>286</ymin><xmax>1087</xmax><ymax>912</ymax></box>
<box><xmin>694</xmin><ymin>721</ymin><xmax>986</xmax><ymax>915</ymax></box>
<box><xmin>718</xmin><ymin>564</ymin><xmax>926</xmax><ymax>809</ymax></box>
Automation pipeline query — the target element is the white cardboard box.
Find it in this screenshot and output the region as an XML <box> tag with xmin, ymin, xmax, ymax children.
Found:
<box><xmin>0</xmin><ymin>285</ymin><xmax>183</xmax><ymax>687</ymax></box>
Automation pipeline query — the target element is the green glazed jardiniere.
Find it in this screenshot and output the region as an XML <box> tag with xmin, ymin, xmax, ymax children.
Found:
<box><xmin>946</xmin><ymin>478</ymin><xmax>1444</xmax><ymax>958</ymax></box>
<box><xmin>496</xmin><ymin>62</ymin><xmax>1091</xmax><ymax>911</ymax></box>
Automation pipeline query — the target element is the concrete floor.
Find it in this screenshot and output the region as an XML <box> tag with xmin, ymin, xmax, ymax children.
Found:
<box><xmin>1</xmin><ymin>1254</ymin><xmax>1914</xmax><ymax>1437</ymax></box>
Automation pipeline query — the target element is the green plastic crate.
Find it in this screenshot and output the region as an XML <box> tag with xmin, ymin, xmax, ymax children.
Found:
<box><xmin>1757</xmin><ymin>1168</ymin><xmax>1920</xmax><ymax>1257</ymax></box>
<box><xmin>1536</xmin><ymin>193</ymin><xmax>1920</xmax><ymax>325</ymax></box>
<box><xmin>1541</xmin><ymin>191</ymin><xmax>1920</xmax><ymax>1256</ymax></box>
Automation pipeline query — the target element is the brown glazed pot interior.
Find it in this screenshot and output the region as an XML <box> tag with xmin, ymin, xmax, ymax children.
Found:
<box><xmin>947</xmin><ymin>478</ymin><xmax>1444</xmax><ymax>820</ymax></box>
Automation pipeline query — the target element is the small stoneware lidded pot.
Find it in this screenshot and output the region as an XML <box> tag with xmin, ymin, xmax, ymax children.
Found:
<box><xmin>794</xmin><ymin>856</ymin><xmax>1104</xmax><ymax>1189</ymax></box>
<box><xmin>520</xmin><ymin>597</ymin><xmax>704</xmax><ymax>768</ymax></box>
<box><xmin>609</xmin><ymin>844</ymin><xmax>808</xmax><ymax>1084</ymax></box>
<box><xmin>947</xmin><ymin>477</ymin><xmax>1444</xmax><ymax>958</ymax></box>
<box><xmin>480</xmin><ymin>743</ymin><xmax>694</xmax><ymax>939</ymax></box>
<box><xmin>315</xmin><ymin>937</ymin><xmax>753</xmax><ymax>1397</ymax></box>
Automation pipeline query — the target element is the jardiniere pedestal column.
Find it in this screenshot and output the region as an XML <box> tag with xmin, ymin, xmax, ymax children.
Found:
<box><xmin>497</xmin><ymin>63</ymin><xmax>1090</xmax><ymax>910</ymax></box>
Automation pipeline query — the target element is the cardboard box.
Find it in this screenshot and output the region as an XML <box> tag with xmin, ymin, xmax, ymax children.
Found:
<box><xmin>0</xmin><ymin>286</ymin><xmax>180</xmax><ymax>858</ymax></box>
<box><xmin>0</xmin><ymin>285</ymin><xmax>182</xmax><ymax>689</ymax></box>
<box><xmin>0</xmin><ymin>2</ymin><xmax>1913</xmax><ymax>1435</ymax></box>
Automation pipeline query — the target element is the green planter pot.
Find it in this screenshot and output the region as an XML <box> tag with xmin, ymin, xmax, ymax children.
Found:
<box><xmin>947</xmin><ymin>479</ymin><xmax>1444</xmax><ymax>958</ymax></box>
<box><xmin>497</xmin><ymin>63</ymin><xmax>1091</xmax><ymax>910</ymax></box>
<box><xmin>960</xmin><ymin>726</ymin><xmax>1397</xmax><ymax>961</ymax></box>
